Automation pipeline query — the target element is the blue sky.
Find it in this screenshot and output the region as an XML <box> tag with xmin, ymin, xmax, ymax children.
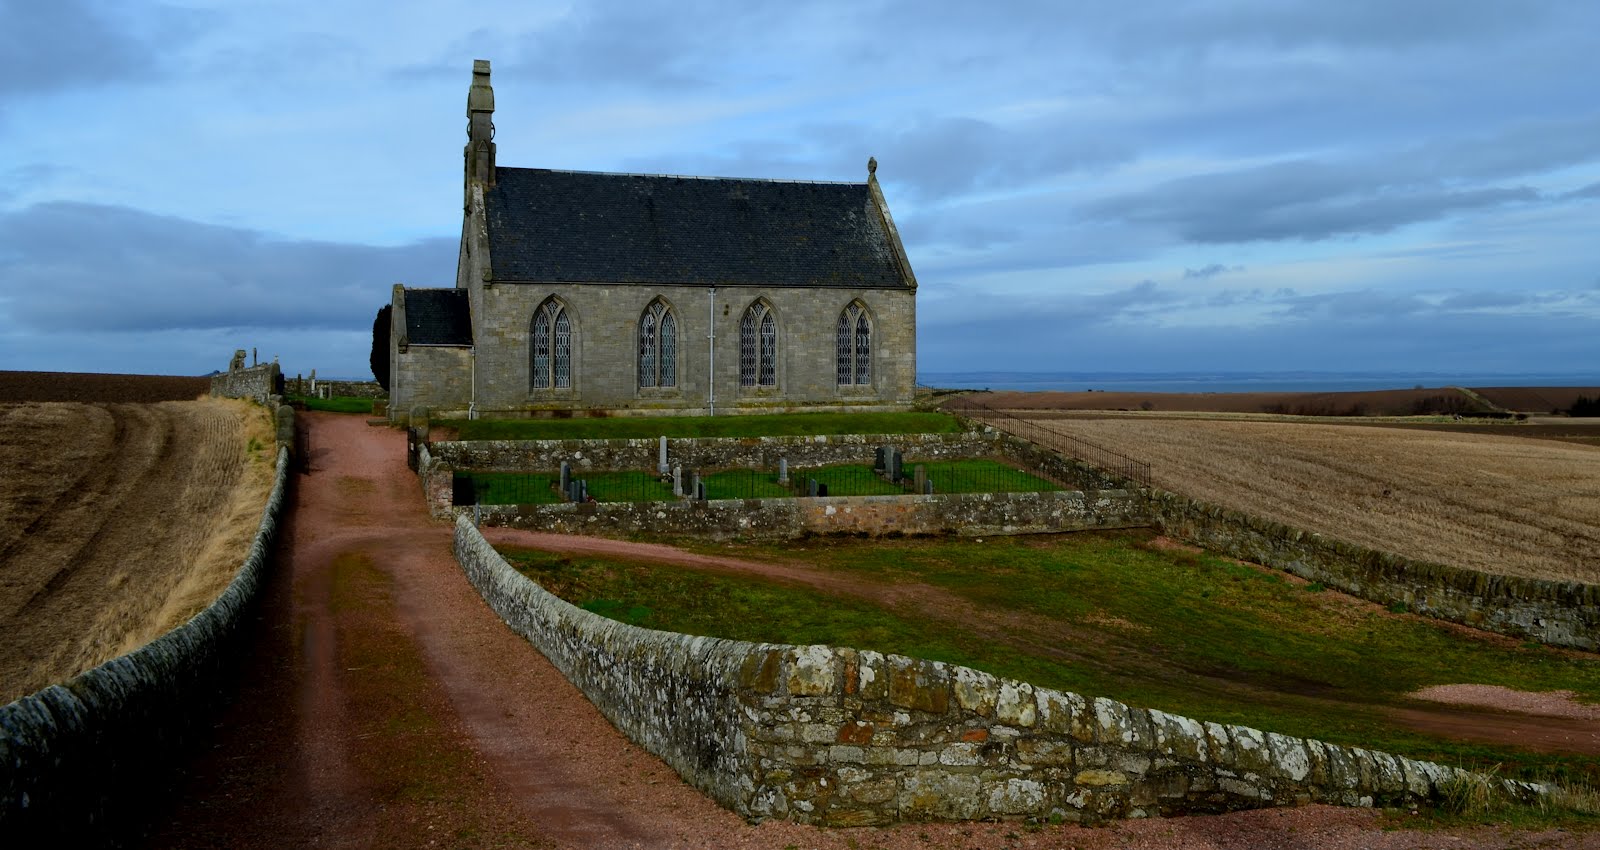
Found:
<box><xmin>2</xmin><ymin>0</ymin><xmax>1598</xmax><ymax>380</ymax></box>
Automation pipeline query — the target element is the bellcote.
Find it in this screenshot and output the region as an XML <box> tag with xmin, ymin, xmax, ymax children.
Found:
<box><xmin>465</xmin><ymin>59</ymin><xmax>496</xmax><ymax>194</ymax></box>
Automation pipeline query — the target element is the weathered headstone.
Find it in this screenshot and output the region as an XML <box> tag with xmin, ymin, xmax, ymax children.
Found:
<box><xmin>807</xmin><ymin>478</ymin><xmax>819</xmax><ymax>497</ymax></box>
<box><xmin>696</xmin><ymin>481</ymin><xmax>706</xmax><ymax>501</ymax></box>
<box><xmin>777</xmin><ymin>458</ymin><xmax>789</xmax><ymax>484</ymax></box>
<box><xmin>658</xmin><ymin>436</ymin><xmax>669</xmax><ymax>475</ymax></box>
<box><xmin>672</xmin><ymin>465</ymin><xmax>683</xmax><ymax>497</ymax></box>
<box><xmin>874</xmin><ymin>446</ymin><xmax>887</xmax><ymax>472</ymax></box>
<box><xmin>560</xmin><ymin>461</ymin><xmax>571</xmax><ymax>493</ymax></box>
<box><xmin>688</xmin><ymin>470</ymin><xmax>700</xmax><ymax>500</ymax></box>
<box><xmin>888</xmin><ymin>449</ymin><xmax>903</xmax><ymax>482</ymax></box>
<box><xmin>913</xmin><ymin>464</ymin><xmax>927</xmax><ymax>493</ymax></box>
<box><xmin>923</xmin><ymin>479</ymin><xmax>934</xmax><ymax>495</ymax></box>
<box><xmin>817</xmin><ymin>482</ymin><xmax>829</xmax><ymax>497</ymax></box>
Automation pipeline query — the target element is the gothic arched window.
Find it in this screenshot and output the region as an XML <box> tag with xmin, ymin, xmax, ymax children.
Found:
<box><xmin>530</xmin><ymin>298</ymin><xmax>573</xmax><ymax>390</ymax></box>
<box><xmin>638</xmin><ymin>299</ymin><xmax>677</xmax><ymax>388</ymax></box>
<box><xmin>836</xmin><ymin>301</ymin><xmax>871</xmax><ymax>386</ymax></box>
<box><xmin>739</xmin><ymin>301</ymin><xmax>777</xmax><ymax>387</ymax></box>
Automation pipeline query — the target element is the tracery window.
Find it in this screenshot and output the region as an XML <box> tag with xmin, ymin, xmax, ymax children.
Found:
<box><xmin>739</xmin><ymin>301</ymin><xmax>777</xmax><ymax>387</ymax></box>
<box><xmin>837</xmin><ymin>301</ymin><xmax>871</xmax><ymax>386</ymax></box>
<box><xmin>530</xmin><ymin>298</ymin><xmax>573</xmax><ymax>390</ymax></box>
<box><xmin>638</xmin><ymin>299</ymin><xmax>676</xmax><ymax>388</ymax></box>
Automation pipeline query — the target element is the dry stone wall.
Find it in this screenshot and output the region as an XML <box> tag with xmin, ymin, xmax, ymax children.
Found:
<box><xmin>454</xmin><ymin>517</ymin><xmax>1542</xmax><ymax>826</ymax></box>
<box><xmin>1</xmin><ymin>439</ymin><xmax>292</xmax><ymax>841</ymax></box>
<box><xmin>209</xmin><ymin>361</ymin><xmax>281</xmax><ymax>405</ymax></box>
<box><xmin>475</xmin><ymin>489</ymin><xmax>1145</xmax><ymax>541</ymax></box>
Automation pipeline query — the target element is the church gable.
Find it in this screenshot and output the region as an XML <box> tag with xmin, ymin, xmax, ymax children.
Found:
<box><xmin>483</xmin><ymin>169</ymin><xmax>912</xmax><ymax>289</ymax></box>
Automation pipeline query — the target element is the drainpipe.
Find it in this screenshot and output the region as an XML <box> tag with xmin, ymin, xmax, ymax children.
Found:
<box><xmin>468</xmin><ymin>346</ymin><xmax>478</xmax><ymax>420</ymax></box>
<box><xmin>707</xmin><ymin>286</ymin><xmax>716</xmax><ymax>416</ymax></box>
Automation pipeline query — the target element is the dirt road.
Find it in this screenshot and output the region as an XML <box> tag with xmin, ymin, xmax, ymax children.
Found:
<box><xmin>137</xmin><ymin>412</ymin><xmax>1598</xmax><ymax>849</ymax></box>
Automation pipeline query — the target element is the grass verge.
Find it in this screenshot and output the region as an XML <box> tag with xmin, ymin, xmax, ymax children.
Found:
<box><xmin>496</xmin><ymin>530</ymin><xmax>1600</xmax><ymax>806</ymax></box>
<box><xmin>292</xmin><ymin>395</ymin><xmax>376</xmax><ymax>414</ymax></box>
<box><xmin>441</xmin><ymin>410</ymin><xmax>961</xmax><ymax>441</ymax></box>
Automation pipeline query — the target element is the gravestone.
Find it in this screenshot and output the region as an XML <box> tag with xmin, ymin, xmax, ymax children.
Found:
<box><xmin>923</xmin><ymin>479</ymin><xmax>934</xmax><ymax>495</ymax></box>
<box><xmin>913</xmin><ymin>464</ymin><xmax>927</xmax><ymax>493</ymax></box>
<box><xmin>696</xmin><ymin>481</ymin><xmax>706</xmax><ymax>500</ymax></box>
<box><xmin>688</xmin><ymin>470</ymin><xmax>700</xmax><ymax>500</ymax></box>
<box><xmin>817</xmin><ymin>482</ymin><xmax>829</xmax><ymax>497</ymax></box>
<box><xmin>658</xmin><ymin>436</ymin><xmax>669</xmax><ymax>475</ymax></box>
<box><xmin>807</xmin><ymin>478</ymin><xmax>819</xmax><ymax>497</ymax></box>
<box><xmin>672</xmin><ymin>465</ymin><xmax>683</xmax><ymax>497</ymax></box>
<box><xmin>777</xmin><ymin>458</ymin><xmax>789</xmax><ymax>484</ymax></box>
<box><xmin>560</xmin><ymin>461</ymin><xmax>571</xmax><ymax>493</ymax></box>
<box><xmin>874</xmin><ymin>446</ymin><xmax>887</xmax><ymax>472</ymax></box>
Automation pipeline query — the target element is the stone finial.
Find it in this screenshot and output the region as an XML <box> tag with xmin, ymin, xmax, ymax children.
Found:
<box><xmin>867</xmin><ymin>156</ymin><xmax>877</xmax><ymax>176</ymax></box>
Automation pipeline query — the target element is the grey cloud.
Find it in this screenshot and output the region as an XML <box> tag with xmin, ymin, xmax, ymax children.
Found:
<box><xmin>919</xmin><ymin>286</ymin><xmax>1600</xmax><ymax>374</ymax></box>
<box><xmin>0</xmin><ymin>1</ymin><xmax>207</xmax><ymax>96</ymax></box>
<box><xmin>1183</xmin><ymin>264</ymin><xmax>1243</xmax><ymax>280</ymax></box>
<box><xmin>0</xmin><ymin>202</ymin><xmax>453</xmax><ymax>333</ymax></box>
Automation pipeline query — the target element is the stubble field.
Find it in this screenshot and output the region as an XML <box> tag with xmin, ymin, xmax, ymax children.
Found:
<box><xmin>0</xmin><ymin>398</ymin><xmax>275</xmax><ymax>704</ymax></box>
<box><xmin>989</xmin><ymin>413</ymin><xmax>1600</xmax><ymax>584</ymax></box>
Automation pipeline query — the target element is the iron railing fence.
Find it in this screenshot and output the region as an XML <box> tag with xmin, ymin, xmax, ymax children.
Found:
<box><xmin>454</xmin><ymin>458</ymin><xmax>1069</xmax><ymax>506</ymax></box>
<box><xmin>944</xmin><ymin>397</ymin><xmax>1153</xmax><ymax>488</ymax></box>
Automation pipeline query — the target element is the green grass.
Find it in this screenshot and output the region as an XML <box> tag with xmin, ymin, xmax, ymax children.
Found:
<box><xmin>462</xmin><ymin>472</ymin><xmax>564</xmax><ymax>505</ymax></box>
<box><xmin>496</xmin><ymin>531</ymin><xmax>1600</xmax><ymax>793</ymax></box>
<box><xmin>441</xmin><ymin>411</ymin><xmax>960</xmax><ymax>441</ymax></box>
<box><xmin>292</xmin><ymin>395</ymin><xmax>376</xmax><ymax>414</ymax></box>
<box><xmin>918</xmin><ymin>459</ymin><xmax>1062</xmax><ymax>493</ymax></box>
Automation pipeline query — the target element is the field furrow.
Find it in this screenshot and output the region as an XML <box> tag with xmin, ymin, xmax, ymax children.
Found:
<box><xmin>1005</xmin><ymin>416</ymin><xmax>1600</xmax><ymax>584</ymax></box>
<box><xmin>0</xmin><ymin>398</ymin><xmax>274</xmax><ymax>703</ymax></box>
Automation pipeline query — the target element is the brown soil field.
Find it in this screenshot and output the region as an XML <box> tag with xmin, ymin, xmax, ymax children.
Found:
<box><xmin>963</xmin><ymin>387</ymin><xmax>1496</xmax><ymax>416</ymax></box>
<box><xmin>0</xmin><ymin>398</ymin><xmax>275</xmax><ymax>704</ymax></box>
<box><xmin>0</xmin><ymin>370</ymin><xmax>212</xmax><ymax>403</ymax></box>
<box><xmin>979</xmin><ymin>414</ymin><xmax>1600</xmax><ymax>584</ymax></box>
<box><xmin>1473</xmin><ymin>386</ymin><xmax>1600</xmax><ymax>413</ymax></box>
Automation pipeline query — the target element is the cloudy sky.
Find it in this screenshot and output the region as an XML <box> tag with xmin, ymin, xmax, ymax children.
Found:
<box><xmin>3</xmin><ymin>0</ymin><xmax>1598</xmax><ymax>380</ymax></box>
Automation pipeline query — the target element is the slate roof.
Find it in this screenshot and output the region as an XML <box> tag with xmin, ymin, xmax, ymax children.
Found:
<box><xmin>483</xmin><ymin>168</ymin><xmax>910</xmax><ymax>288</ymax></box>
<box><xmin>403</xmin><ymin>288</ymin><xmax>473</xmax><ymax>346</ymax></box>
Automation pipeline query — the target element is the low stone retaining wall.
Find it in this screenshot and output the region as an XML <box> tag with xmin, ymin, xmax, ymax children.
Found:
<box><xmin>0</xmin><ymin>438</ymin><xmax>292</xmax><ymax>840</ymax></box>
<box><xmin>454</xmin><ymin>517</ymin><xmax>1542</xmax><ymax>825</ymax></box>
<box><xmin>1144</xmin><ymin>490</ymin><xmax>1600</xmax><ymax>652</ymax></box>
<box><xmin>430</xmin><ymin>431</ymin><xmax>1002</xmax><ymax>475</ymax></box>
<box><xmin>423</xmin><ymin>430</ymin><xmax>1120</xmax><ymax>519</ymax></box>
<box><xmin>475</xmin><ymin>489</ymin><xmax>1147</xmax><ymax>541</ymax></box>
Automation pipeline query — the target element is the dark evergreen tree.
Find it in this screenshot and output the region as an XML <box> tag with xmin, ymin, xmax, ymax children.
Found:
<box><xmin>370</xmin><ymin>304</ymin><xmax>392</xmax><ymax>391</ymax></box>
<box><xmin>1570</xmin><ymin>395</ymin><xmax>1599</xmax><ymax>417</ymax></box>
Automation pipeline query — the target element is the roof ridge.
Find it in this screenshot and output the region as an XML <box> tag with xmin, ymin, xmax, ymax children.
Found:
<box><xmin>497</xmin><ymin>165</ymin><xmax>864</xmax><ymax>187</ymax></box>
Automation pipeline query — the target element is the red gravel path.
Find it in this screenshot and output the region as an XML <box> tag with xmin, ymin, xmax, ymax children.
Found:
<box><xmin>136</xmin><ymin>412</ymin><xmax>1598</xmax><ymax>849</ymax></box>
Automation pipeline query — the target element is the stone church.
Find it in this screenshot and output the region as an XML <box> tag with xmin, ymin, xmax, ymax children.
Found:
<box><xmin>388</xmin><ymin>60</ymin><xmax>918</xmax><ymax>419</ymax></box>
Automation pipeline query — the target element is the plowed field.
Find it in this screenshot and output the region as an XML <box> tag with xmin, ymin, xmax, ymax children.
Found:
<box><xmin>0</xmin><ymin>398</ymin><xmax>274</xmax><ymax>704</ymax></box>
<box><xmin>988</xmin><ymin>415</ymin><xmax>1600</xmax><ymax>584</ymax></box>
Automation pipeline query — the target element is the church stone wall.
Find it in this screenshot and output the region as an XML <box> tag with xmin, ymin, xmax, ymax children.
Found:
<box><xmin>391</xmin><ymin>346</ymin><xmax>473</xmax><ymax>419</ymax></box>
<box><xmin>471</xmin><ymin>283</ymin><xmax>915</xmax><ymax>417</ymax></box>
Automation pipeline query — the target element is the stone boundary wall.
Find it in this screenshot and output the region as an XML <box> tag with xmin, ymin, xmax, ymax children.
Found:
<box><xmin>1144</xmin><ymin>490</ymin><xmax>1600</xmax><ymax>652</ymax></box>
<box><xmin>474</xmin><ymin>489</ymin><xmax>1147</xmax><ymax>541</ymax></box>
<box><xmin>288</xmin><ymin>377</ymin><xmax>387</xmax><ymax>399</ymax></box>
<box><xmin>429</xmin><ymin>431</ymin><xmax>1002</xmax><ymax>474</ymax></box>
<box><xmin>454</xmin><ymin>517</ymin><xmax>1541</xmax><ymax>825</ymax></box>
<box><xmin>0</xmin><ymin>436</ymin><xmax>292</xmax><ymax>840</ymax></box>
<box><xmin>209</xmin><ymin>362</ymin><xmax>282</xmax><ymax>404</ymax></box>
<box><xmin>423</xmin><ymin>430</ymin><xmax>1120</xmax><ymax>519</ymax></box>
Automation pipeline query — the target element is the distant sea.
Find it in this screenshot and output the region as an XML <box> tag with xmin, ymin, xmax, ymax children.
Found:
<box><xmin>918</xmin><ymin>371</ymin><xmax>1600</xmax><ymax>394</ymax></box>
